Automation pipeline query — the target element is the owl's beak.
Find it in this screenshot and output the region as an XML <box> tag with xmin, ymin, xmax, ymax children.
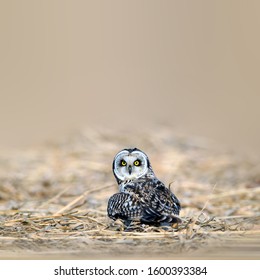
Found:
<box><xmin>128</xmin><ymin>165</ymin><xmax>132</xmax><ymax>175</ymax></box>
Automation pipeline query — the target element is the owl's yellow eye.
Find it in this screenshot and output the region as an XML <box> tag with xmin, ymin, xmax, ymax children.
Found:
<box><xmin>120</xmin><ymin>160</ymin><xmax>127</xmax><ymax>166</ymax></box>
<box><xmin>134</xmin><ymin>160</ymin><xmax>141</xmax><ymax>166</ymax></box>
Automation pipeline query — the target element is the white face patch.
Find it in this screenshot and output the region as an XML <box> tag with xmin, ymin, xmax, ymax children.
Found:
<box><xmin>113</xmin><ymin>150</ymin><xmax>149</xmax><ymax>182</ymax></box>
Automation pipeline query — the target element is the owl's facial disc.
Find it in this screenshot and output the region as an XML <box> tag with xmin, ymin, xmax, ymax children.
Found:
<box><xmin>113</xmin><ymin>149</ymin><xmax>149</xmax><ymax>182</ymax></box>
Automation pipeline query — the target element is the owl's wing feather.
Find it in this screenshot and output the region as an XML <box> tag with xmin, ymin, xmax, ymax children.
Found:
<box><xmin>107</xmin><ymin>192</ymin><xmax>142</xmax><ymax>221</ymax></box>
<box><xmin>123</xmin><ymin>178</ymin><xmax>181</xmax><ymax>224</ymax></box>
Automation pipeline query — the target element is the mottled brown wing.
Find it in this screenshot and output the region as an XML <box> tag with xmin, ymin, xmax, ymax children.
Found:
<box><xmin>123</xmin><ymin>178</ymin><xmax>181</xmax><ymax>224</ymax></box>
<box><xmin>107</xmin><ymin>192</ymin><xmax>142</xmax><ymax>221</ymax></box>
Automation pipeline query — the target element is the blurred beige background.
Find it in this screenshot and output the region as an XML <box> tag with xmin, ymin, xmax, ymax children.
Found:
<box><xmin>0</xmin><ymin>0</ymin><xmax>259</xmax><ymax>154</ymax></box>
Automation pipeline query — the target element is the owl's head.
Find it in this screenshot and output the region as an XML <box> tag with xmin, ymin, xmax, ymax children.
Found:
<box><xmin>112</xmin><ymin>148</ymin><xmax>154</xmax><ymax>183</ymax></box>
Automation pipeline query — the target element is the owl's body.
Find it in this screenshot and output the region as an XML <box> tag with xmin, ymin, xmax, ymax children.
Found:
<box><xmin>107</xmin><ymin>148</ymin><xmax>181</xmax><ymax>226</ymax></box>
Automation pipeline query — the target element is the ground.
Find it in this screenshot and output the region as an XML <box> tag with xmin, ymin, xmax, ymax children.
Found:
<box><xmin>0</xmin><ymin>127</ymin><xmax>259</xmax><ymax>259</ymax></box>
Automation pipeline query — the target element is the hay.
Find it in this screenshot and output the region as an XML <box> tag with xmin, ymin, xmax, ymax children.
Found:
<box><xmin>0</xmin><ymin>127</ymin><xmax>259</xmax><ymax>259</ymax></box>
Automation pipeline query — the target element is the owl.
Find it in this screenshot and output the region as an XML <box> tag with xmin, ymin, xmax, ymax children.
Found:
<box><xmin>107</xmin><ymin>148</ymin><xmax>181</xmax><ymax>226</ymax></box>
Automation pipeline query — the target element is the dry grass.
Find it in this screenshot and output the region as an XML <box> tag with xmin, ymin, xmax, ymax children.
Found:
<box><xmin>0</xmin><ymin>126</ymin><xmax>259</xmax><ymax>259</ymax></box>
